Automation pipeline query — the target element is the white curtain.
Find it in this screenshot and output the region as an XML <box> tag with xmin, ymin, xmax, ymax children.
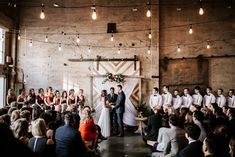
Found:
<box><xmin>93</xmin><ymin>78</ymin><xmax>138</xmax><ymax>126</ymax></box>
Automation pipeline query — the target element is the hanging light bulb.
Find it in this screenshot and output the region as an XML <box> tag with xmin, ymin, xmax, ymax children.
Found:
<box><xmin>147</xmin><ymin>47</ymin><xmax>151</xmax><ymax>54</ymax></box>
<box><xmin>29</xmin><ymin>39</ymin><xmax>33</xmax><ymax>47</ymax></box>
<box><xmin>40</xmin><ymin>4</ymin><xmax>45</xmax><ymax>19</ymax></box>
<box><xmin>58</xmin><ymin>43</ymin><xmax>62</xmax><ymax>51</ymax></box>
<box><xmin>177</xmin><ymin>45</ymin><xmax>181</xmax><ymax>52</ymax></box>
<box><xmin>92</xmin><ymin>5</ymin><xmax>97</xmax><ymax>20</ymax></box>
<box><xmin>148</xmin><ymin>30</ymin><xmax>152</xmax><ymax>39</ymax></box>
<box><xmin>110</xmin><ymin>34</ymin><xmax>114</xmax><ymax>42</ymax></box>
<box><xmin>146</xmin><ymin>8</ymin><xmax>151</xmax><ymax>17</ymax></box>
<box><xmin>17</xmin><ymin>34</ymin><xmax>21</xmax><ymax>40</ymax></box>
<box><xmin>88</xmin><ymin>47</ymin><xmax>91</xmax><ymax>53</ymax></box>
<box><xmin>118</xmin><ymin>48</ymin><xmax>121</xmax><ymax>54</ymax></box>
<box><xmin>76</xmin><ymin>34</ymin><xmax>80</xmax><ymax>43</ymax></box>
<box><xmin>45</xmin><ymin>35</ymin><xmax>48</xmax><ymax>42</ymax></box>
<box><xmin>199</xmin><ymin>7</ymin><xmax>204</xmax><ymax>15</ymax></box>
<box><xmin>206</xmin><ymin>42</ymin><xmax>210</xmax><ymax>49</ymax></box>
<box><xmin>189</xmin><ymin>24</ymin><xmax>193</xmax><ymax>34</ymax></box>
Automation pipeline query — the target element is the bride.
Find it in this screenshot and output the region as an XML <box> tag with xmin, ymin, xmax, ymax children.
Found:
<box><xmin>98</xmin><ymin>90</ymin><xmax>111</xmax><ymax>138</ymax></box>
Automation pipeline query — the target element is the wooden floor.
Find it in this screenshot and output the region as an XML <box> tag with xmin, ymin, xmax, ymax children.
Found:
<box><xmin>98</xmin><ymin>131</ymin><xmax>151</xmax><ymax>157</ymax></box>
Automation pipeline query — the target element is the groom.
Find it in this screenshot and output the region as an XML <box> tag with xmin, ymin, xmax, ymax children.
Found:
<box><xmin>113</xmin><ymin>85</ymin><xmax>126</xmax><ymax>137</ymax></box>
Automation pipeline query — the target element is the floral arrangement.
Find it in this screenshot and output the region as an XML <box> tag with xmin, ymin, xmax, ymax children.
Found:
<box><xmin>102</xmin><ymin>73</ymin><xmax>125</xmax><ymax>84</ymax></box>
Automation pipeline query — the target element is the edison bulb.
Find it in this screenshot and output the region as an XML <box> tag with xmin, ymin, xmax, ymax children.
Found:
<box><xmin>207</xmin><ymin>44</ymin><xmax>210</xmax><ymax>49</ymax></box>
<box><xmin>40</xmin><ymin>10</ymin><xmax>45</xmax><ymax>19</ymax></box>
<box><xmin>189</xmin><ymin>27</ymin><xmax>193</xmax><ymax>34</ymax></box>
<box><xmin>199</xmin><ymin>7</ymin><xmax>204</xmax><ymax>15</ymax></box>
<box><xmin>92</xmin><ymin>10</ymin><xmax>97</xmax><ymax>20</ymax></box>
<box><xmin>177</xmin><ymin>46</ymin><xmax>181</xmax><ymax>52</ymax></box>
<box><xmin>110</xmin><ymin>35</ymin><xmax>114</xmax><ymax>41</ymax></box>
<box><xmin>146</xmin><ymin>9</ymin><xmax>151</xmax><ymax>17</ymax></box>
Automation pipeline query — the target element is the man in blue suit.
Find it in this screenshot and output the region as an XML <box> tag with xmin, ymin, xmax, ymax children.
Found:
<box><xmin>55</xmin><ymin>113</ymin><xmax>88</xmax><ymax>157</ymax></box>
<box><xmin>113</xmin><ymin>85</ymin><xmax>126</xmax><ymax>137</ymax></box>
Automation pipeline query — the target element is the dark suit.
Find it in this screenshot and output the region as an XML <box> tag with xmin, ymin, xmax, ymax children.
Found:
<box><xmin>179</xmin><ymin>140</ymin><xmax>204</xmax><ymax>157</ymax></box>
<box><xmin>114</xmin><ymin>91</ymin><xmax>126</xmax><ymax>136</ymax></box>
<box><xmin>55</xmin><ymin>124</ymin><xmax>87</xmax><ymax>157</ymax></box>
<box><xmin>107</xmin><ymin>93</ymin><xmax>118</xmax><ymax>132</ymax></box>
<box><xmin>143</xmin><ymin>113</ymin><xmax>162</xmax><ymax>142</ymax></box>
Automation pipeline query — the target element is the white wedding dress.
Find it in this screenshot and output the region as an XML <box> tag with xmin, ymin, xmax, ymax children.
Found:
<box><xmin>98</xmin><ymin>97</ymin><xmax>110</xmax><ymax>138</ymax></box>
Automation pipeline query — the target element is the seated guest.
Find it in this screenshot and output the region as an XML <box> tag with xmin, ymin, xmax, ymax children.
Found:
<box><xmin>0</xmin><ymin>114</ymin><xmax>11</xmax><ymax>127</ymax></box>
<box><xmin>10</xmin><ymin>110</ymin><xmax>20</xmax><ymax>126</ymax></box>
<box><xmin>181</xmin><ymin>88</ymin><xmax>193</xmax><ymax>108</ymax></box>
<box><xmin>55</xmin><ymin>112</ymin><xmax>88</xmax><ymax>157</ymax></box>
<box><xmin>229</xmin><ymin>136</ymin><xmax>235</xmax><ymax>157</ymax></box>
<box><xmin>80</xmin><ymin>107</ymin><xmax>98</xmax><ymax>149</ymax></box>
<box><xmin>192</xmin><ymin>86</ymin><xmax>203</xmax><ymax>107</ymax></box>
<box><xmin>152</xmin><ymin>115</ymin><xmax>187</xmax><ymax>157</ymax></box>
<box><xmin>227</xmin><ymin>89</ymin><xmax>235</xmax><ymax>108</ymax></box>
<box><xmin>12</xmin><ymin>118</ymin><xmax>30</xmax><ymax>145</ymax></box>
<box><xmin>216</xmin><ymin>88</ymin><xmax>226</xmax><ymax>108</ymax></box>
<box><xmin>212</xmin><ymin>107</ymin><xmax>228</xmax><ymax>129</ymax></box>
<box><xmin>28</xmin><ymin>118</ymin><xmax>54</xmax><ymax>157</ymax></box>
<box><xmin>202</xmin><ymin>135</ymin><xmax>219</xmax><ymax>157</ymax></box>
<box><xmin>143</xmin><ymin>107</ymin><xmax>162</xmax><ymax>142</ymax></box>
<box><xmin>179</xmin><ymin>124</ymin><xmax>204</xmax><ymax>157</ymax></box>
<box><xmin>193</xmin><ymin>111</ymin><xmax>207</xmax><ymax>142</ymax></box>
<box><xmin>178</xmin><ymin>107</ymin><xmax>188</xmax><ymax>128</ymax></box>
<box><xmin>0</xmin><ymin>123</ymin><xmax>35</xmax><ymax>157</ymax></box>
<box><xmin>228</xmin><ymin>108</ymin><xmax>235</xmax><ymax>136</ymax></box>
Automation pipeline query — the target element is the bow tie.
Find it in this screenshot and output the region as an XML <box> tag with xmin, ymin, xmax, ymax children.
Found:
<box><xmin>184</xmin><ymin>95</ymin><xmax>187</xmax><ymax>97</ymax></box>
<box><xmin>229</xmin><ymin>96</ymin><xmax>233</xmax><ymax>98</ymax></box>
<box><xmin>164</xmin><ymin>93</ymin><xmax>167</xmax><ymax>95</ymax></box>
<box><xmin>154</xmin><ymin>95</ymin><xmax>158</xmax><ymax>96</ymax></box>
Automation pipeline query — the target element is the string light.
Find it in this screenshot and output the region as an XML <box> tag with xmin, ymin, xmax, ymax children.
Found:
<box><xmin>148</xmin><ymin>30</ymin><xmax>152</xmax><ymax>39</ymax></box>
<box><xmin>199</xmin><ymin>1</ymin><xmax>204</xmax><ymax>15</ymax></box>
<box><xmin>53</xmin><ymin>3</ymin><xmax>59</xmax><ymax>7</ymax></box>
<box><xmin>189</xmin><ymin>24</ymin><xmax>193</xmax><ymax>34</ymax></box>
<box><xmin>76</xmin><ymin>34</ymin><xmax>80</xmax><ymax>43</ymax></box>
<box><xmin>146</xmin><ymin>1</ymin><xmax>151</xmax><ymax>17</ymax></box>
<box><xmin>45</xmin><ymin>35</ymin><xmax>48</xmax><ymax>42</ymax></box>
<box><xmin>17</xmin><ymin>34</ymin><xmax>21</xmax><ymax>40</ymax></box>
<box><xmin>88</xmin><ymin>47</ymin><xmax>91</xmax><ymax>53</ymax></box>
<box><xmin>206</xmin><ymin>42</ymin><xmax>210</xmax><ymax>49</ymax></box>
<box><xmin>110</xmin><ymin>34</ymin><xmax>114</xmax><ymax>42</ymax></box>
<box><xmin>29</xmin><ymin>39</ymin><xmax>33</xmax><ymax>47</ymax></box>
<box><xmin>147</xmin><ymin>47</ymin><xmax>151</xmax><ymax>54</ymax></box>
<box><xmin>40</xmin><ymin>4</ymin><xmax>45</xmax><ymax>19</ymax></box>
<box><xmin>92</xmin><ymin>5</ymin><xmax>97</xmax><ymax>20</ymax></box>
<box><xmin>58</xmin><ymin>43</ymin><xmax>62</xmax><ymax>51</ymax></box>
<box><xmin>118</xmin><ymin>48</ymin><xmax>121</xmax><ymax>54</ymax></box>
<box><xmin>177</xmin><ymin>45</ymin><xmax>181</xmax><ymax>52</ymax></box>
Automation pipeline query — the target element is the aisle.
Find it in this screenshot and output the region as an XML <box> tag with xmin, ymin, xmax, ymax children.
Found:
<box><xmin>98</xmin><ymin>131</ymin><xmax>150</xmax><ymax>157</ymax></box>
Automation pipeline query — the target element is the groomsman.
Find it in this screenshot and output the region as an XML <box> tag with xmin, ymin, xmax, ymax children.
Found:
<box><xmin>203</xmin><ymin>87</ymin><xmax>216</xmax><ymax>107</ymax></box>
<box><xmin>107</xmin><ymin>87</ymin><xmax>118</xmax><ymax>134</ymax></box>
<box><xmin>227</xmin><ymin>89</ymin><xmax>235</xmax><ymax>108</ymax></box>
<box><xmin>162</xmin><ymin>85</ymin><xmax>172</xmax><ymax>108</ymax></box>
<box><xmin>172</xmin><ymin>89</ymin><xmax>183</xmax><ymax>110</ymax></box>
<box><xmin>192</xmin><ymin>86</ymin><xmax>203</xmax><ymax>107</ymax></box>
<box><xmin>149</xmin><ymin>87</ymin><xmax>162</xmax><ymax>111</ymax></box>
<box><xmin>216</xmin><ymin>88</ymin><xmax>226</xmax><ymax>108</ymax></box>
<box><xmin>182</xmin><ymin>88</ymin><xmax>193</xmax><ymax>108</ymax></box>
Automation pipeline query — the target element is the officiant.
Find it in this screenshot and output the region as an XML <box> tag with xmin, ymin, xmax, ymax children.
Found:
<box><xmin>107</xmin><ymin>87</ymin><xmax>118</xmax><ymax>134</ymax></box>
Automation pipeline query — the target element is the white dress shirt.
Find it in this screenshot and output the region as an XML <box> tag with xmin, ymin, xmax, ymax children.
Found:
<box><xmin>192</xmin><ymin>93</ymin><xmax>203</xmax><ymax>106</ymax></box>
<box><xmin>227</xmin><ymin>95</ymin><xmax>235</xmax><ymax>108</ymax></box>
<box><xmin>149</xmin><ymin>94</ymin><xmax>162</xmax><ymax>109</ymax></box>
<box><xmin>162</xmin><ymin>92</ymin><xmax>173</xmax><ymax>106</ymax></box>
<box><xmin>216</xmin><ymin>95</ymin><xmax>226</xmax><ymax>108</ymax></box>
<box><xmin>172</xmin><ymin>95</ymin><xmax>182</xmax><ymax>109</ymax></box>
<box><xmin>182</xmin><ymin>94</ymin><xmax>193</xmax><ymax>108</ymax></box>
<box><xmin>203</xmin><ymin>93</ymin><xmax>216</xmax><ymax>107</ymax></box>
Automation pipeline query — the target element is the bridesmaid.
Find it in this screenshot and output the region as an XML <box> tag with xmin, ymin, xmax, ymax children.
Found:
<box><xmin>36</xmin><ymin>88</ymin><xmax>45</xmax><ymax>108</ymax></box>
<box><xmin>6</xmin><ymin>88</ymin><xmax>17</xmax><ymax>107</ymax></box>
<box><xmin>61</xmin><ymin>91</ymin><xmax>68</xmax><ymax>113</ymax></box>
<box><xmin>77</xmin><ymin>89</ymin><xmax>86</xmax><ymax>107</ymax></box>
<box><xmin>17</xmin><ymin>88</ymin><xmax>27</xmax><ymax>109</ymax></box>
<box><xmin>44</xmin><ymin>87</ymin><xmax>54</xmax><ymax>107</ymax></box>
<box><xmin>53</xmin><ymin>90</ymin><xmax>61</xmax><ymax>105</ymax></box>
<box><xmin>67</xmin><ymin>89</ymin><xmax>76</xmax><ymax>109</ymax></box>
<box><xmin>27</xmin><ymin>88</ymin><xmax>36</xmax><ymax>105</ymax></box>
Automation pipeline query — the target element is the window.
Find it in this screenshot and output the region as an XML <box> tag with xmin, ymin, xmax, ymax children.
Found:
<box><xmin>0</xmin><ymin>27</ymin><xmax>5</xmax><ymax>64</ymax></box>
<box><xmin>0</xmin><ymin>76</ymin><xmax>6</xmax><ymax>108</ymax></box>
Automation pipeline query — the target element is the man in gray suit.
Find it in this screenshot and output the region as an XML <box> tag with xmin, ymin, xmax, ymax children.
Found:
<box><xmin>113</xmin><ymin>85</ymin><xmax>126</xmax><ymax>137</ymax></box>
<box><xmin>152</xmin><ymin>115</ymin><xmax>187</xmax><ymax>157</ymax></box>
